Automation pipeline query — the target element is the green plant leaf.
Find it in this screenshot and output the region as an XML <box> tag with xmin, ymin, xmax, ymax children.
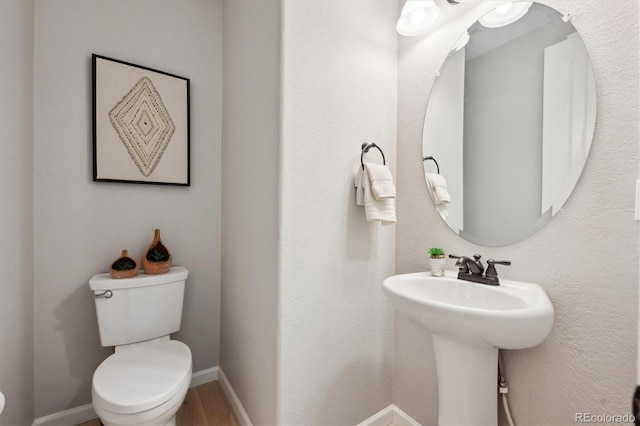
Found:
<box><xmin>146</xmin><ymin>242</ymin><xmax>170</xmax><ymax>263</ymax></box>
<box><xmin>428</xmin><ymin>247</ymin><xmax>445</xmax><ymax>257</ymax></box>
<box><xmin>112</xmin><ymin>257</ymin><xmax>136</xmax><ymax>271</ymax></box>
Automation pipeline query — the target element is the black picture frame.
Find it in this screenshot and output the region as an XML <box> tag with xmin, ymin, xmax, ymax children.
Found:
<box><xmin>92</xmin><ymin>54</ymin><xmax>190</xmax><ymax>186</ymax></box>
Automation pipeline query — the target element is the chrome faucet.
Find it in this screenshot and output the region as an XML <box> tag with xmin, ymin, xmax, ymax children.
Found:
<box><xmin>448</xmin><ymin>254</ymin><xmax>511</xmax><ymax>286</ymax></box>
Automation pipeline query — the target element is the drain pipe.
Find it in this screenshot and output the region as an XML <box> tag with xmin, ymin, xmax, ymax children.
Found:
<box><xmin>498</xmin><ymin>352</ymin><xmax>516</xmax><ymax>426</ymax></box>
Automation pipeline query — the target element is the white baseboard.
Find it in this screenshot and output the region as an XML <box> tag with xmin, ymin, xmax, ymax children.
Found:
<box><xmin>32</xmin><ymin>403</ymin><xmax>96</xmax><ymax>426</ymax></box>
<box><xmin>357</xmin><ymin>405</ymin><xmax>395</xmax><ymax>426</ymax></box>
<box><xmin>218</xmin><ymin>367</ymin><xmax>253</xmax><ymax>426</ymax></box>
<box><xmin>391</xmin><ymin>405</ymin><xmax>421</xmax><ymax>426</ymax></box>
<box><xmin>190</xmin><ymin>365</ymin><xmax>219</xmax><ymax>387</ymax></box>
<box><xmin>357</xmin><ymin>404</ymin><xmax>421</xmax><ymax>426</ymax></box>
<box><xmin>32</xmin><ymin>366</ymin><xmax>220</xmax><ymax>426</ymax></box>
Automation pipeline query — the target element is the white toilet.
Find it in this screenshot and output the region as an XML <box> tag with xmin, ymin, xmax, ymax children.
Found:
<box><xmin>89</xmin><ymin>266</ymin><xmax>192</xmax><ymax>426</ymax></box>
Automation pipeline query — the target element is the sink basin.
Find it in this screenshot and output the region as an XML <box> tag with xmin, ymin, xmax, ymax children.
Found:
<box><xmin>383</xmin><ymin>270</ymin><xmax>554</xmax><ymax>425</ymax></box>
<box><xmin>383</xmin><ymin>270</ymin><xmax>553</xmax><ymax>349</ymax></box>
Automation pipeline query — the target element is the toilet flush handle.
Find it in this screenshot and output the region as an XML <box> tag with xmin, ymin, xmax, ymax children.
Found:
<box><xmin>93</xmin><ymin>290</ymin><xmax>113</xmax><ymax>299</ymax></box>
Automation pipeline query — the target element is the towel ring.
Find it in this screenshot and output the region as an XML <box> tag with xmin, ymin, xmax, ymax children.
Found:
<box><xmin>361</xmin><ymin>143</ymin><xmax>386</xmax><ymax>170</ymax></box>
<box><xmin>423</xmin><ymin>156</ymin><xmax>440</xmax><ymax>174</ymax></box>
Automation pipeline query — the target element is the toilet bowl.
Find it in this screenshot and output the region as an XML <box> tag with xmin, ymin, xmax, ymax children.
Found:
<box><xmin>92</xmin><ymin>340</ymin><xmax>192</xmax><ymax>426</ymax></box>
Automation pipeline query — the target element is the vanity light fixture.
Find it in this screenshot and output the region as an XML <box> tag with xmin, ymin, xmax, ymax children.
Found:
<box><xmin>396</xmin><ymin>0</ymin><xmax>441</xmax><ymax>36</ymax></box>
<box><xmin>479</xmin><ymin>2</ymin><xmax>533</xmax><ymax>28</ymax></box>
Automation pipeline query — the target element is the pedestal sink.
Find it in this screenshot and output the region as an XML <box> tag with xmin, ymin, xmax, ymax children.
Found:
<box><xmin>383</xmin><ymin>270</ymin><xmax>553</xmax><ymax>425</ymax></box>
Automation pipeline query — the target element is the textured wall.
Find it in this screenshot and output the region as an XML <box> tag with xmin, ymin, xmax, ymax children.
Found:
<box><xmin>396</xmin><ymin>0</ymin><xmax>639</xmax><ymax>424</ymax></box>
<box><xmin>33</xmin><ymin>0</ymin><xmax>222</xmax><ymax>417</ymax></box>
<box><xmin>0</xmin><ymin>1</ymin><xmax>35</xmax><ymax>425</ymax></box>
<box><xmin>220</xmin><ymin>0</ymin><xmax>281</xmax><ymax>424</ymax></box>
<box><xmin>278</xmin><ymin>1</ymin><xmax>397</xmax><ymax>423</ymax></box>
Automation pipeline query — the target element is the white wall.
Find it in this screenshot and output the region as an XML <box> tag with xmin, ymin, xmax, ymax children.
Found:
<box><xmin>0</xmin><ymin>1</ymin><xmax>35</xmax><ymax>425</ymax></box>
<box><xmin>220</xmin><ymin>0</ymin><xmax>281</xmax><ymax>424</ymax></box>
<box><xmin>33</xmin><ymin>0</ymin><xmax>222</xmax><ymax>417</ymax></box>
<box><xmin>221</xmin><ymin>1</ymin><xmax>397</xmax><ymax>424</ymax></box>
<box><xmin>278</xmin><ymin>1</ymin><xmax>397</xmax><ymax>423</ymax></box>
<box><xmin>396</xmin><ymin>0</ymin><xmax>639</xmax><ymax>424</ymax></box>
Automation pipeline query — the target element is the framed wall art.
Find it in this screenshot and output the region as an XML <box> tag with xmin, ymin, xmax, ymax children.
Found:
<box><xmin>92</xmin><ymin>54</ymin><xmax>190</xmax><ymax>186</ymax></box>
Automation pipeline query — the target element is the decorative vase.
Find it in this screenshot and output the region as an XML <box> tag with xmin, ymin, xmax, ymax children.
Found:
<box><xmin>142</xmin><ymin>229</ymin><xmax>172</xmax><ymax>275</ymax></box>
<box><xmin>109</xmin><ymin>249</ymin><xmax>139</xmax><ymax>279</ymax></box>
<box><xmin>429</xmin><ymin>256</ymin><xmax>446</xmax><ymax>277</ymax></box>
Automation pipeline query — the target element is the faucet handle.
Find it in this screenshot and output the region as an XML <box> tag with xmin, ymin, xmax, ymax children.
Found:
<box><xmin>487</xmin><ymin>259</ymin><xmax>511</xmax><ymax>266</ymax></box>
<box><xmin>486</xmin><ymin>259</ymin><xmax>511</xmax><ymax>279</ymax></box>
<box><xmin>448</xmin><ymin>254</ymin><xmax>468</xmax><ymax>273</ymax></box>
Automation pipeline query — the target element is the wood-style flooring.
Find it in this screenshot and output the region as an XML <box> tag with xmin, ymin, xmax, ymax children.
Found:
<box><xmin>77</xmin><ymin>381</ymin><xmax>240</xmax><ymax>426</ymax></box>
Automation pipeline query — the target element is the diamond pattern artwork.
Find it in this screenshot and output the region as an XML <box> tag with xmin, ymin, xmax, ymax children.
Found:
<box><xmin>109</xmin><ymin>77</ymin><xmax>176</xmax><ymax>177</ymax></box>
<box><xmin>93</xmin><ymin>54</ymin><xmax>189</xmax><ymax>186</ymax></box>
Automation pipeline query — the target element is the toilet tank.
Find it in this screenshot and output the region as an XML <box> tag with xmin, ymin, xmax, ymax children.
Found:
<box><xmin>89</xmin><ymin>266</ymin><xmax>188</xmax><ymax>347</ymax></box>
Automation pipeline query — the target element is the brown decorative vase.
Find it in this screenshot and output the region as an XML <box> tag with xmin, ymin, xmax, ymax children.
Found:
<box><xmin>109</xmin><ymin>249</ymin><xmax>139</xmax><ymax>279</ymax></box>
<box><xmin>142</xmin><ymin>229</ymin><xmax>172</xmax><ymax>275</ymax></box>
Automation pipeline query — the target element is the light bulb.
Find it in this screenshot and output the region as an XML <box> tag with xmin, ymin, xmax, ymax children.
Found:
<box><xmin>479</xmin><ymin>1</ymin><xmax>533</xmax><ymax>28</ymax></box>
<box><xmin>410</xmin><ymin>8</ymin><xmax>426</xmax><ymax>26</ymax></box>
<box><xmin>495</xmin><ymin>3</ymin><xmax>513</xmax><ymax>15</ymax></box>
<box><xmin>397</xmin><ymin>0</ymin><xmax>441</xmax><ymax>36</ymax></box>
<box><xmin>452</xmin><ymin>31</ymin><xmax>470</xmax><ymax>52</ymax></box>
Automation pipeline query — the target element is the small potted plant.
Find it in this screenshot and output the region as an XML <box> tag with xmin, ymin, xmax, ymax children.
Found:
<box><xmin>142</xmin><ymin>229</ymin><xmax>173</xmax><ymax>275</ymax></box>
<box><xmin>109</xmin><ymin>249</ymin><xmax>139</xmax><ymax>279</ymax></box>
<box><xmin>428</xmin><ymin>247</ymin><xmax>446</xmax><ymax>277</ymax></box>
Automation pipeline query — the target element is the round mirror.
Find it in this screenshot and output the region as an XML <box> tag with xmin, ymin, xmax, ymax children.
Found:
<box><xmin>422</xmin><ymin>2</ymin><xmax>596</xmax><ymax>246</ymax></box>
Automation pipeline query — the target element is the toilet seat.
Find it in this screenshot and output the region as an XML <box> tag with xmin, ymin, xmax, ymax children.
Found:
<box><xmin>92</xmin><ymin>340</ymin><xmax>192</xmax><ymax>415</ymax></box>
<box><xmin>93</xmin><ymin>382</ymin><xmax>188</xmax><ymax>426</ymax></box>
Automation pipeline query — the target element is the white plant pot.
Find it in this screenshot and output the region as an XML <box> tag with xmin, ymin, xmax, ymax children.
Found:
<box><xmin>429</xmin><ymin>257</ymin><xmax>446</xmax><ymax>277</ymax></box>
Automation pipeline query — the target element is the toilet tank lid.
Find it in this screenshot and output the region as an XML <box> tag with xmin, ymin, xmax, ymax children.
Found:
<box><xmin>89</xmin><ymin>266</ymin><xmax>188</xmax><ymax>291</ymax></box>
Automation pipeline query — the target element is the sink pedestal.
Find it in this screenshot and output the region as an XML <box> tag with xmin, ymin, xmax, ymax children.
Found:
<box><xmin>383</xmin><ymin>272</ymin><xmax>554</xmax><ymax>426</ymax></box>
<box><xmin>432</xmin><ymin>334</ymin><xmax>498</xmax><ymax>425</ymax></box>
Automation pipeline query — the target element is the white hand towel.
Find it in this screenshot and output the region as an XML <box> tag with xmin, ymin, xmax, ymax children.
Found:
<box><xmin>425</xmin><ymin>173</ymin><xmax>451</xmax><ymax>205</ymax></box>
<box><xmin>363</xmin><ymin>166</ymin><xmax>396</xmax><ymax>223</ymax></box>
<box><xmin>364</xmin><ymin>163</ymin><xmax>396</xmax><ymax>200</ymax></box>
<box><xmin>354</xmin><ymin>166</ymin><xmax>365</xmax><ymax>206</ymax></box>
